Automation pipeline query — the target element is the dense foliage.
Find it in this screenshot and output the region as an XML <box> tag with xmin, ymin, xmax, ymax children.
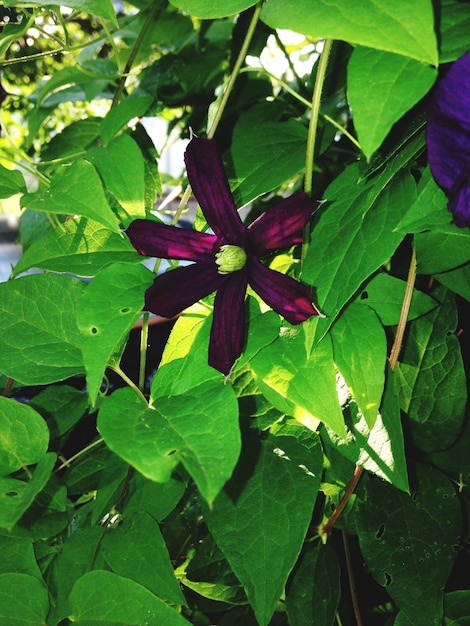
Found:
<box><xmin>0</xmin><ymin>1</ymin><xmax>469</xmax><ymax>624</ymax></box>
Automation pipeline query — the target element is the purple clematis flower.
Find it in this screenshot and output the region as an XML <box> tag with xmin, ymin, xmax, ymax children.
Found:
<box><xmin>427</xmin><ymin>50</ymin><xmax>470</xmax><ymax>227</ymax></box>
<box><xmin>126</xmin><ymin>137</ymin><xmax>321</xmax><ymax>375</ymax></box>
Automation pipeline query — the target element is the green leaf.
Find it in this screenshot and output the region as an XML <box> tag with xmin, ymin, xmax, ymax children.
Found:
<box><xmin>181</xmin><ymin>534</ymin><xmax>247</xmax><ymax>605</ymax></box>
<box><xmin>435</xmin><ymin>263</ymin><xmax>470</xmax><ymax>302</ymax></box>
<box><xmin>252</xmin><ymin>331</ymin><xmax>347</xmax><ymax>438</ymax></box>
<box><xmin>87</xmin><ymin>134</ymin><xmax>146</xmax><ymax>220</ymax></box>
<box><xmin>322</xmin><ymin>368</ymin><xmax>409</xmax><ymax>492</ymax></box>
<box><xmin>230</xmin><ymin>118</ymin><xmax>308</xmax><ymax>207</ymax></box>
<box><xmin>0</xmin><ymin>397</ymin><xmax>49</xmax><ymax>475</ymax></box>
<box><xmin>67</xmin><ymin>570</ymin><xmax>190</xmax><ymax>625</ymax></box>
<box><xmin>76</xmin><ymin>262</ymin><xmax>154</xmax><ymax>404</ymax></box>
<box><xmin>168</xmin><ymin>0</ymin><xmax>256</xmax><ymax>18</ymax></box>
<box><xmin>347</xmin><ymin>47</ymin><xmax>436</xmax><ymax>159</ymax></box>
<box><xmin>396</xmin><ymin>166</ymin><xmax>462</xmax><ymax>234</ymax></box>
<box><xmin>0</xmin><ymin>573</ymin><xmax>49</xmax><ymax>626</ymax></box>
<box><xmin>153</xmin><ymin>298</ymin><xmax>279</xmax><ymax>397</ymax></box>
<box><xmin>124</xmin><ymin>472</ymin><xmax>187</xmax><ymax>522</ymax></box>
<box><xmin>261</xmin><ymin>0</ymin><xmax>438</xmax><ymax>64</ymax></box>
<box><xmin>0</xmin><ymin>453</ymin><xmax>56</xmax><ymax>531</ymax></box>
<box><xmin>358</xmin><ymin>273</ymin><xmax>438</xmax><ymax>325</ymax></box>
<box><xmin>12</xmin><ymin>218</ymin><xmax>142</xmax><ymax>278</ymax></box>
<box><xmin>21</xmin><ymin>160</ymin><xmax>120</xmax><ymax>232</ymax></box>
<box><xmin>29</xmin><ymin>385</ymin><xmax>89</xmax><ymax>440</ymax></box>
<box><xmin>415</xmin><ymin>231</ymin><xmax>470</xmax><ymax>274</ymax></box>
<box><xmin>356</xmin><ymin>464</ymin><xmax>462</xmax><ymax>626</ymax></box>
<box><xmin>302</xmin><ymin>164</ymin><xmax>415</xmax><ymax>346</ymax></box>
<box><xmin>5</xmin><ymin>0</ymin><xmax>117</xmax><ymax>23</ymax></box>
<box><xmin>98</xmin><ymin>384</ymin><xmax>240</xmax><ymax>504</ymax></box>
<box><xmin>396</xmin><ymin>289</ymin><xmax>467</xmax><ymax>451</ymax></box>
<box><xmin>204</xmin><ymin>421</ymin><xmax>323</xmax><ymax>626</ymax></box>
<box><xmin>0</xmin><ymin>274</ymin><xmax>85</xmax><ymax>385</ymax></box>
<box><xmin>40</xmin><ymin>118</ymin><xmax>101</xmax><ymax>162</ymax></box>
<box><xmin>100</xmin><ymin>96</ymin><xmax>153</xmax><ymax>145</ymax></box>
<box><xmin>0</xmin><ymin>535</ymin><xmax>42</xmax><ymax>578</ymax></box>
<box><xmin>0</xmin><ymin>163</ymin><xmax>26</xmax><ymax>198</ymax></box>
<box><xmin>102</xmin><ymin>511</ymin><xmax>186</xmax><ymax>606</ymax></box>
<box><xmin>331</xmin><ymin>302</ymin><xmax>386</xmax><ymax>428</ymax></box>
<box><xmin>440</xmin><ymin>0</ymin><xmax>470</xmax><ymax>63</ymax></box>
<box><xmin>445</xmin><ymin>590</ymin><xmax>470</xmax><ymax>623</ymax></box>
<box><xmin>286</xmin><ymin>543</ymin><xmax>340</xmax><ymax>626</ymax></box>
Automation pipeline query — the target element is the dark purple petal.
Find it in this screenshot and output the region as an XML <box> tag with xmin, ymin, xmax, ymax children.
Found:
<box><xmin>144</xmin><ymin>262</ymin><xmax>226</xmax><ymax>318</ymax></box>
<box><xmin>247</xmin><ymin>192</ymin><xmax>321</xmax><ymax>256</ymax></box>
<box><xmin>427</xmin><ymin>51</ymin><xmax>470</xmax><ymax>226</ymax></box>
<box><xmin>247</xmin><ymin>257</ymin><xmax>320</xmax><ymax>324</ymax></box>
<box><xmin>208</xmin><ymin>270</ymin><xmax>248</xmax><ymax>375</ymax></box>
<box><xmin>126</xmin><ymin>219</ymin><xmax>218</xmax><ymax>262</ymax></box>
<box><xmin>184</xmin><ymin>137</ymin><xmax>246</xmax><ymax>244</ymax></box>
<box><xmin>449</xmin><ymin>176</ymin><xmax>470</xmax><ymax>227</ymax></box>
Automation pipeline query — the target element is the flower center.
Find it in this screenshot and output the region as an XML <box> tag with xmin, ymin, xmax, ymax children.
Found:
<box><xmin>215</xmin><ymin>244</ymin><xmax>247</xmax><ymax>275</ymax></box>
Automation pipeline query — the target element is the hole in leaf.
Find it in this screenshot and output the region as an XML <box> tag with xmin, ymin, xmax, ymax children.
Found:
<box><xmin>5</xmin><ymin>490</ymin><xmax>19</xmax><ymax>497</ymax></box>
<box><xmin>384</xmin><ymin>571</ymin><xmax>392</xmax><ymax>586</ymax></box>
<box><xmin>90</xmin><ymin>326</ymin><xmax>99</xmax><ymax>335</ymax></box>
<box><xmin>360</xmin><ymin>290</ymin><xmax>368</xmax><ymax>300</ymax></box>
<box><xmin>166</xmin><ymin>450</ymin><xmax>177</xmax><ymax>457</ymax></box>
<box><xmin>120</xmin><ymin>306</ymin><xmax>132</xmax><ymax>314</ymax></box>
<box><xmin>376</xmin><ymin>523</ymin><xmax>385</xmax><ymax>539</ymax></box>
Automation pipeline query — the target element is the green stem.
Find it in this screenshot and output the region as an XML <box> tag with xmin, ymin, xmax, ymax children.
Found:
<box><xmin>304</xmin><ymin>39</ymin><xmax>332</xmax><ymax>195</ymax></box>
<box><xmin>206</xmin><ymin>2</ymin><xmax>262</xmax><ymax>139</ymax></box>
<box><xmin>241</xmin><ymin>66</ymin><xmax>360</xmax><ymax>149</ymax></box>
<box><xmin>111</xmin><ymin>364</ymin><xmax>147</xmax><ymax>403</ymax></box>
<box><xmin>170</xmin><ymin>3</ymin><xmax>262</xmax><ymax>229</ymax></box>
<box><xmin>139</xmin><ymin>311</ymin><xmax>150</xmax><ymax>392</ymax></box>
<box><xmin>111</xmin><ymin>3</ymin><xmax>159</xmax><ymax>108</ymax></box>
<box><xmin>55</xmin><ymin>438</ymin><xmax>105</xmax><ymax>472</ymax></box>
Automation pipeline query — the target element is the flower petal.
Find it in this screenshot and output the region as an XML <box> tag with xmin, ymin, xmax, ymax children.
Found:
<box><xmin>247</xmin><ymin>257</ymin><xmax>320</xmax><ymax>324</ymax></box>
<box><xmin>126</xmin><ymin>219</ymin><xmax>218</xmax><ymax>262</ymax></box>
<box><xmin>144</xmin><ymin>262</ymin><xmax>226</xmax><ymax>318</ymax></box>
<box><xmin>449</xmin><ymin>177</ymin><xmax>470</xmax><ymax>228</ymax></box>
<box><xmin>427</xmin><ymin>51</ymin><xmax>470</xmax><ymax>226</ymax></box>
<box><xmin>184</xmin><ymin>137</ymin><xmax>246</xmax><ymax>243</ymax></box>
<box><xmin>208</xmin><ymin>270</ymin><xmax>247</xmax><ymax>375</ymax></box>
<box><xmin>247</xmin><ymin>192</ymin><xmax>320</xmax><ymax>255</ymax></box>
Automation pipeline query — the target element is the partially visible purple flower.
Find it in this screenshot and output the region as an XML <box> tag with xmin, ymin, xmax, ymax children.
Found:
<box><xmin>127</xmin><ymin>137</ymin><xmax>321</xmax><ymax>375</ymax></box>
<box><xmin>427</xmin><ymin>50</ymin><xmax>470</xmax><ymax>227</ymax></box>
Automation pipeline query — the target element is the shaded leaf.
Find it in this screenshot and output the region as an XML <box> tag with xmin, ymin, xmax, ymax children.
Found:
<box><xmin>67</xmin><ymin>570</ymin><xmax>189</xmax><ymax>624</ymax></box>
<box><xmin>205</xmin><ymin>421</ymin><xmax>323</xmax><ymax>626</ymax></box>
<box><xmin>0</xmin><ymin>453</ymin><xmax>56</xmax><ymax>531</ymax></box>
<box><xmin>356</xmin><ymin>464</ymin><xmax>461</xmax><ymax>626</ymax></box>
<box><xmin>98</xmin><ymin>384</ymin><xmax>240</xmax><ymax>504</ymax></box>
<box><xmin>286</xmin><ymin>543</ymin><xmax>340</xmax><ymax>626</ymax></box>
<box><xmin>0</xmin><ymin>274</ymin><xmax>85</xmax><ymax>385</ymax></box>
<box><xmin>102</xmin><ymin>511</ymin><xmax>186</xmax><ymax>606</ymax></box>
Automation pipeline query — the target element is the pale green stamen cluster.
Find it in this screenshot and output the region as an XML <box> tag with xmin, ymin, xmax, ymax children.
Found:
<box><xmin>215</xmin><ymin>244</ymin><xmax>247</xmax><ymax>275</ymax></box>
